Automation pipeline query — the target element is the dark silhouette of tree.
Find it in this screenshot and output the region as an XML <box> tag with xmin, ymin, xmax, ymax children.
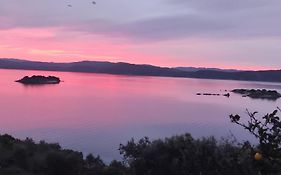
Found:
<box><xmin>0</xmin><ymin>108</ymin><xmax>280</xmax><ymax>175</ymax></box>
<box><xmin>230</xmin><ymin>108</ymin><xmax>281</xmax><ymax>174</ymax></box>
<box><xmin>119</xmin><ymin>134</ymin><xmax>258</xmax><ymax>175</ymax></box>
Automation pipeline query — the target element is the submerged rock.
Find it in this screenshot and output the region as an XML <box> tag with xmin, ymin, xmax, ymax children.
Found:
<box><xmin>16</xmin><ymin>75</ymin><xmax>61</xmax><ymax>84</ymax></box>
<box><xmin>223</xmin><ymin>93</ymin><xmax>230</xmax><ymax>97</ymax></box>
<box><xmin>196</xmin><ymin>93</ymin><xmax>228</xmax><ymax>97</ymax></box>
<box><xmin>231</xmin><ymin>89</ymin><xmax>281</xmax><ymax>100</ymax></box>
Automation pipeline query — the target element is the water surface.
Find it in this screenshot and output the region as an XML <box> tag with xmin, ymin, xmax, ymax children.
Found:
<box><xmin>0</xmin><ymin>69</ymin><xmax>281</xmax><ymax>161</ymax></box>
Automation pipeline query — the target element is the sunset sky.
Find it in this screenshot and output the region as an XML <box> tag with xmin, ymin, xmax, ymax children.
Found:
<box><xmin>1</xmin><ymin>0</ymin><xmax>281</xmax><ymax>70</ymax></box>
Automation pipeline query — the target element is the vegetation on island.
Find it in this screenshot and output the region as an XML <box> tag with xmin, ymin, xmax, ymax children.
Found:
<box><xmin>0</xmin><ymin>109</ymin><xmax>280</xmax><ymax>175</ymax></box>
<box><xmin>196</xmin><ymin>89</ymin><xmax>281</xmax><ymax>100</ymax></box>
<box><xmin>16</xmin><ymin>76</ymin><xmax>61</xmax><ymax>85</ymax></box>
<box><xmin>232</xmin><ymin>89</ymin><xmax>281</xmax><ymax>100</ymax></box>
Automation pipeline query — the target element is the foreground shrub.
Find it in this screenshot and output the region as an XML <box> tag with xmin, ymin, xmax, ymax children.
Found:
<box><xmin>0</xmin><ymin>109</ymin><xmax>280</xmax><ymax>175</ymax></box>
<box><xmin>230</xmin><ymin>108</ymin><xmax>281</xmax><ymax>174</ymax></box>
<box><xmin>119</xmin><ymin>134</ymin><xmax>257</xmax><ymax>175</ymax></box>
<box><xmin>0</xmin><ymin>134</ymin><xmax>126</xmax><ymax>175</ymax></box>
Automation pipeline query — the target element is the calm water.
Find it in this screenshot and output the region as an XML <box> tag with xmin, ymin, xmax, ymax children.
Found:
<box><xmin>1</xmin><ymin>69</ymin><xmax>281</xmax><ymax>161</ymax></box>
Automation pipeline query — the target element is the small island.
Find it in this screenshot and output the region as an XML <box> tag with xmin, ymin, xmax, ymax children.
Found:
<box><xmin>16</xmin><ymin>75</ymin><xmax>61</xmax><ymax>84</ymax></box>
<box><xmin>231</xmin><ymin>89</ymin><xmax>281</xmax><ymax>100</ymax></box>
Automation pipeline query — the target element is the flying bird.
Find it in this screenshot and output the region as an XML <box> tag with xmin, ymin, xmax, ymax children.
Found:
<box><xmin>66</xmin><ymin>1</ymin><xmax>96</xmax><ymax>8</ymax></box>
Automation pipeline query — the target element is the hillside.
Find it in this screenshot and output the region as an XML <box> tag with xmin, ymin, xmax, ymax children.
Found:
<box><xmin>0</xmin><ymin>58</ymin><xmax>281</xmax><ymax>82</ymax></box>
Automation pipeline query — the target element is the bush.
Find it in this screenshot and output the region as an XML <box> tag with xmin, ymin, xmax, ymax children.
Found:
<box><xmin>119</xmin><ymin>134</ymin><xmax>257</xmax><ymax>175</ymax></box>
<box><xmin>0</xmin><ymin>108</ymin><xmax>280</xmax><ymax>175</ymax></box>
<box><xmin>230</xmin><ymin>108</ymin><xmax>281</xmax><ymax>174</ymax></box>
<box><xmin>0</xmin><ymin>134</ymin><xmax>125</xmax><ymax>175</ymax></box>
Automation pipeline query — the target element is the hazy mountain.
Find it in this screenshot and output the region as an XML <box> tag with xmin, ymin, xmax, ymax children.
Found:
<box><xmin>0</xmin><ymin>58</ymin><xmax>281</xmax><ymax>83</ymax></box>
<box><xmin>187</xmin><ymin>69</ymin><xmax>281</xmax><ymax>82</ymax></box>
<box><xmin>175</xmin><ymin>67</ymin><xmax>240</xmax><ymax>73</ymax></box>
<box><xmin>0</xmin><ymin>59</ymin><xmax>183</xmax><ymax>77</ymax></box>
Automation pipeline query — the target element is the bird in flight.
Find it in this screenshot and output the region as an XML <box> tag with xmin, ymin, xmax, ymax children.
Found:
<box><xmin>67</xmin><ymin>1</ymin><xmax>96</xmax><ymax>7</ymax></box>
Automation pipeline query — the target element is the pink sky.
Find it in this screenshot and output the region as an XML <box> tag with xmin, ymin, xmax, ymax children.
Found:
<box><xmin>1</xmin><ymin>0</ymin><xmax>281</xmax><ymax>70</ymax></box>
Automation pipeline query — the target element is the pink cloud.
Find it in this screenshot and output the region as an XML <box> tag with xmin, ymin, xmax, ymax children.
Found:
<box><xmin>0</xmin><ymin>26</ymin><xmax>279</xmax><ymax>70</ymax></box>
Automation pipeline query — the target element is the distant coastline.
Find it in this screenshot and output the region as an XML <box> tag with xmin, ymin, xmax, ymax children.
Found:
<box><xmin>1</xmin><ymin>58</ymin><xmax>281</xmax><ymax>83</ymax></box>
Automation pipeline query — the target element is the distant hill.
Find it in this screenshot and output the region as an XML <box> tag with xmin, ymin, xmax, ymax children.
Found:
<box><xmin>187</xmin><ymin>69</ymin><xmax>281</xmax><ymax>82</ymax></box>
<box><xmin>0</xmin><ymin>58</ymin><xmax>183</xmax><ymax>77</ymax></box>
<box><xmin>0</xmin><ymin>58</ymin><xmax>281</xmax><ymax>83</ymax></box>
<box><xmin>175</xmin><ymin>67</ymin><xmax>240</xmax><ymax>73</ymax></box>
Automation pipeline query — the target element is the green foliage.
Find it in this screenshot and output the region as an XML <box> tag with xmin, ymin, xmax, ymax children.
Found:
<box><xmin>230</xmin><ymin>108</ymin><xmax>281</xmax><ymax>174</ymax></box>
<box><xmin>119</xmin><ymin>134</ymin><xmax>257</xmax><ymax>175</ymax></box>
<box><xmin>0</xmin><ymin>134</ymin><xmax>126</xmax><ymax>175</ymax></box>
<box><xmin>1</xmin><ymin>108</ymin><xmax>280</xmax><ymax>175</ymax></box>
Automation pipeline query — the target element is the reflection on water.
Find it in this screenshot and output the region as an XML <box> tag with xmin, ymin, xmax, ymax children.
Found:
<box><xmin>0</xmin><ymin>69</ymin><xmax>281</xmax><ymax>161</ymax></box>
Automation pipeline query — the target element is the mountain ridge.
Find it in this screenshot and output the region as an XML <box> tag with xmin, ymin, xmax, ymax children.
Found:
<box><xmin>0</xmin><ymin>58</ymin><xmax>281</xmax><ymax>83</ymax></box>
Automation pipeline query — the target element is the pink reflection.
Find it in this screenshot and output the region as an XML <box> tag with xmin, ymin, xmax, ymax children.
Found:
<box><xmin>0</xmin><ymin>69</ymin><xmax>280</xmax><ymax>159</ymax></box>
<box><xmin>0</xmin><ymin>68</ymin><xmax>279</xmax><ymax>129</ymax></box>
